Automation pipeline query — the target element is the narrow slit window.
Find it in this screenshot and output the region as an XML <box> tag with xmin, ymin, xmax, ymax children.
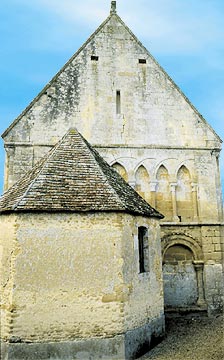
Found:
<box><xmin>138</xmin><ymin>226</ymin><xmax>149</xmax><ymax>273</ymax></box>
<box><xmin>91</xmin><ymin>55</ymin><xmax>99</xmax><ymax>61</ymax></box>
<box><xmin>139</xmin><ymin>59</ymin><xmax>146</xmax><ymax>64</ymax></box>
<box><xmin>116</xmin><ymin>90</ymin><xmax>121</xmax><ymax>114</ymax></box>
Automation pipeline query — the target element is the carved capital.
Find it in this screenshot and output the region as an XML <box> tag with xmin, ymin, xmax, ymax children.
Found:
<box><xmin>211</xmin><ymin>149</ymin><xmax>220</xmax><ymax>159</ymax></box>
<box><xmin>193</xmin><ymin>260</ymin><xmax>204</xmax><ymax>270</ymax></box>
<box><xmin>150</xmin><ymin>181</ymin><xmax>158</xmax><ymax>192</ymax></box>
<box><xmin>191</xmin><ymin>183</ymin><xmax>198</xmax><ymax>192</ymax></box>
<box><xmin>170</xmin><ymin>182</ymin><xmax>177</xmax><ymax>192</ymax></box>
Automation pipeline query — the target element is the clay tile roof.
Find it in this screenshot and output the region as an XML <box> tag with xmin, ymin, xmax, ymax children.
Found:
<box><xmin>0</xmin><ymin>129</ymin><xmax>163</xmax><ymax>218</ymax></box>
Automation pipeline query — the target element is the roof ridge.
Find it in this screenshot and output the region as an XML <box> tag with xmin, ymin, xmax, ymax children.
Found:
<box><xmin>77</xmin><ymin>131</ymin><xmax>127</xmax><ymax>210</ymax></box>
<box><xmin>11</xmin><ymin>133</ymin><xmax>69</xmax><ymax>210</ymax></box>
<box><xmin>79</xmin><ymin>131</ymin><xmax>161</xmax><ymax>217</ymax></box>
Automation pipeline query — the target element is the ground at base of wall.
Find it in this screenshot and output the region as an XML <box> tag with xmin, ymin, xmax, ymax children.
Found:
<box><xmin>140</xmin><ymin>314</ymin><xmax>224</xmax><ymax>360</ymax></box>
<box><xmin>0</xmin><ymin>316</ymin><xmax>165</xmax><ymax>360</ymax></box>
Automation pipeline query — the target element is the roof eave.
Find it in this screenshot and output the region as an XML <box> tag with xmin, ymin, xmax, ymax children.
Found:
<box><xmin>0</xmin><ymin>207</ymin><xmax>163</xmax><ymax>218</ymax></box>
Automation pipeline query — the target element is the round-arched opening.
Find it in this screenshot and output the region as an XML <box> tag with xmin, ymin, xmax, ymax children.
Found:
<box><xmin>163</xmin><ymin>244</ymin><xmax>198</xmax><ymax>308</ymax></box>
<box><xmin>163</xmin><ymin>244</ymin><xmax>194</xmax><ymax>264</ymax></box>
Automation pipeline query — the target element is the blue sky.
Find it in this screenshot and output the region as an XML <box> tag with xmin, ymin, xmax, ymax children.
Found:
<box><xmin>0</xmin><ymin>0</ymin><xmax>223</xmax><ymax>198</ymax></box>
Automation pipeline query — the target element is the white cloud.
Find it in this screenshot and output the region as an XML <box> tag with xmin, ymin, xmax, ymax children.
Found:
<box><xmin>6</xmin><ymin>1</ymin><xmax>224</xmax><ymax>106</ymax></box>
<box><xmin>8</xmin><ymin>0</ymin><xmax>223</xmax><ymax>66</ymax></box>
<box><xmin>124</xmin><ymin>0</ymin><xmax>224</xmax><ymax>54</ymax></box>
<box><xmin>13</xmin><ymin>0</ymin><xmax>109</xmax><ymax>26</ymax></box>
<box><xmin>15</xmin><ymin>0</ymin><xmax>224</xmax><ymax>55</ymax></box>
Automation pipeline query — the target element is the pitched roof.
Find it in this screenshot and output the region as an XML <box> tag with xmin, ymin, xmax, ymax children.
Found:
<box><xmin>0</xmin><ymin>129</ymin><xmax>163</xmax><ymax>218</ymax></box>
<box><xmin>1</xmin><ymin>5</ymin><xmax>222</xmax><ymax>144</ymax></box>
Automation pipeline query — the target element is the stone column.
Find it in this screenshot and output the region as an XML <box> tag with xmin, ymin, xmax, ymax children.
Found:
<box><xmin>191</xmin><ymin>183</ymin><xmax>199</xmax><ymax>221</ymax></box>
<box><xmin>193</xmin><ymin>260</ymin><xmax>206</xmax><ymax>306</ymax></box>
<box><xmin>211</xmin><ymin>150</ymin><xmax>223</xmax><ymax>221</ymax></box>
<box><xmin>170</xmin><ymin>183</ymin><xmax>179</xmax><ymax>222</ymax></box>
<box><xmin>4</xmin><ymin>145</ymin><xmax>15</xmax><ymax>191</ymax></box>
<box><xmin>150</xmin><ymin>181</ymin><xmax>157</xmax><ymax>208</ymax></box>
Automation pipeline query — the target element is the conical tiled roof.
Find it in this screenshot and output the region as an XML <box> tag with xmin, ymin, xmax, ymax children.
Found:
<box><xmin>0</xmin><ymin>129</ymin><xmax>163</xmax><ymax>218</ymax></box>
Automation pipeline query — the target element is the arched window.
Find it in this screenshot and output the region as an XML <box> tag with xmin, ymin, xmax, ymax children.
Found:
<box><xmin>156</xmin><ymin>165</ymin><xmax>172</xmax><ymax>220</ymax></box>
<box><xmin>135</xmin><ymin>165</ymin><xmax>150</xmax><ymax>202</ymax></box>
<box><xmin>176</xmin><ymin>166</ymin><xmax>193</xmax><ymax>221</ymax></box>
<box><xmin>112</xmin><ymin>162</ymin><xmax>128</xmax><ymax>182</ymax></box>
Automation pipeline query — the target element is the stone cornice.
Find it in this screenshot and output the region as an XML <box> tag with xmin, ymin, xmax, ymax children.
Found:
<box><xmin>4</xmin><ymin>142</ymin><xmax>222</xmax><ymax>152</ymax></box>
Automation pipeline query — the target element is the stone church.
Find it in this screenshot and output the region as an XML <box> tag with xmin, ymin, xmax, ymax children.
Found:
<box><xmin>0</xmin><ymin>0</ymin><xmax>223</xmax><ymax>357</ymax></box>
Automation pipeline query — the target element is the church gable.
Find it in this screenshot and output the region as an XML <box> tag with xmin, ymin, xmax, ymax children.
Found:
<box><xmin>2</xmin><ymin>6</ymin><xmax>221</xmax><ymax>150</ymax></box>
<box><xmin>0</xmin><ymin>2</ymin><xmax>223</xmax><ymax>341</ymax></box>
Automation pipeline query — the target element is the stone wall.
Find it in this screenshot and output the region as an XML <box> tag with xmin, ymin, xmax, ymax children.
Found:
<box><xmin>4</xmin><ymin>145</ymin><xmax>222</xmax><ymax>224</ymax></box>
<box><xmin>161</xmin><ymin>224</ymin><xmax>224</xmax><ymax>313</ymax></box>
<box><xmin>0</xmin><ymin>214</ymin><xmax>17</xmax><ymax>340</ymax></box>
<box><xmin>0</xmin><ymin>211</ymin><xmax>164</xmax><ymax>359</ymax></box>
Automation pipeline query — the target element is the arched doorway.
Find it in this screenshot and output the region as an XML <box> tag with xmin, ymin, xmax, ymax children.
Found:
<box><xmin>163</xmin><ymin>244</ymin><xmax>197</xmax><ymax>307</ymax></box>
<box><xmin>162</xmin><ymin>236</ymin><xmax>206</xmax><ymax>310</ymax></box>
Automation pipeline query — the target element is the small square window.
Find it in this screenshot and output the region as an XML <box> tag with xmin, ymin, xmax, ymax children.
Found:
<box><xmin>91</xmin><ymin>55</ymin><xmax>99</xmax><ymax>61</ymax></box>
<box><xmin>139</xmin><ymin>59</ymin><xmax>146</xmax><ymax>64</ymax></box>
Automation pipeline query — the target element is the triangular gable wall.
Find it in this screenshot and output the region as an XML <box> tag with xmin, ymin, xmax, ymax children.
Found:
<box><xmin>2</xmin><ymin>13</ymin><xmax>222</xmax><ymax>149</ymax></box>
